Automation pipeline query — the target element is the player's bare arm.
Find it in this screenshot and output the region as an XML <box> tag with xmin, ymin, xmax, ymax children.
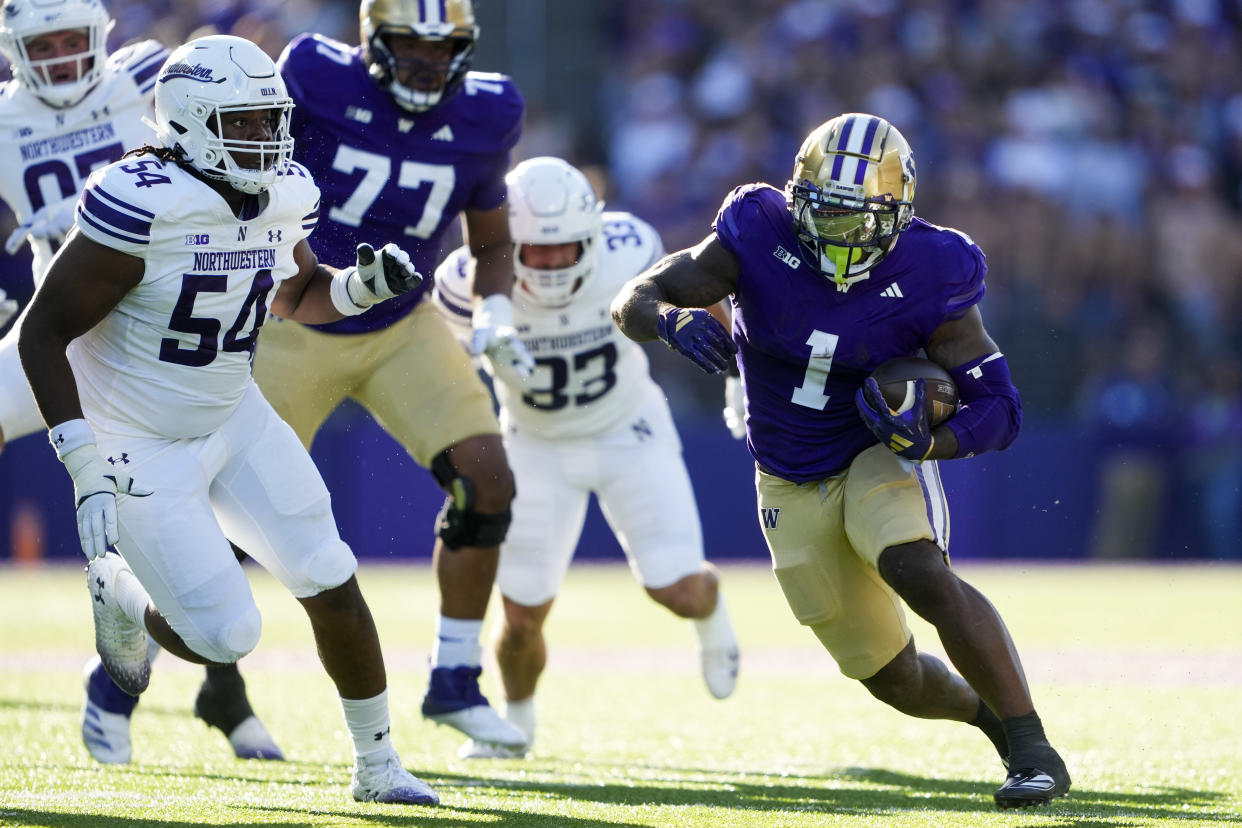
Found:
<box><xmin>925</xmin><ymin>305</ymin><xmax>1000</xmax><ymax>373</ymax></box>
<box><xmin>19</xmin><ymin>231</ymin><xmax>143</xmax><ymax>427</ymax></box>
<box><xmin>463</xmin><ymin>203</ymin><xmax>513</xmax><ymax>298</ymax></box>
<box><xmin>611</xmin><ymin>232</ymin><xmax>739</xmax><ymax>342</ymax></box>
<box><xmin>269</xmin><ymin>239</ymin><xmax>339</xmax><ymax>324</ymax></box>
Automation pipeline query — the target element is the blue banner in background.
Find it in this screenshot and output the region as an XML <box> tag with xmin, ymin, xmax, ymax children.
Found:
<box><xmin>0</xmin><ymin>399</ymin><xmax>1198</xmax><ymax>563</ymax></box>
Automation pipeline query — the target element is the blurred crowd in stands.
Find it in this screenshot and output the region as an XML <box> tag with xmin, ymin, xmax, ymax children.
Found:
<box><xmin>2</xmin><ymin>0</ymin><xmax>1239</xmax><ymax>558</ymax></box>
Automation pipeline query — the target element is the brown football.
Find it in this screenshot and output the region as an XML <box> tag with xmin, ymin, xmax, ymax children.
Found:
<box><xmin>870</xmin><ymin>356</ymin><xmax>959</xmax><ymax>426</ymax></box>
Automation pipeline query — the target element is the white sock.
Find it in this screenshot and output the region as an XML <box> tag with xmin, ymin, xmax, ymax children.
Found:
<box><xmin>503</xmin><ymin>696</ymin><xmax>536</xmax><ymax>743</ymax></box>
<box><xmin>112</xmin><ymin>562</ymin><xmax>153</xmax><ymax>629</ymax></box>
<box><xmin>692</xmin><ymin>594</ymin><xmax>736</xmax><ymax>651</ymax></box>
<box><xmin>432</xmin><ymin>616</ymin><xmax>483</xmax><ymax>668</ymax></box>
<box><xmin>340</xmin><ymin>689</ymin><xmax>392</xmax><ymax>763</ymax></box>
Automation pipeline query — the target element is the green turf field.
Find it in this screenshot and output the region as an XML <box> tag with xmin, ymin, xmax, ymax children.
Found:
<box><xmin>1</xmin><ymin>561</ymin><xmax>1239</xmax><ymax>827</ymax></box>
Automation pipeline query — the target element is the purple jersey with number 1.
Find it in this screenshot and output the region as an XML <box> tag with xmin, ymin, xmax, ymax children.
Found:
<box><xmin>713</xmin><ymin>184</ymin><xmax>986</xmax><ymax>483</ymax></box>
<box><xmin>277</xmin><ymin>33</ymin><xmax>524</xmax><ymax>335</ymax></box>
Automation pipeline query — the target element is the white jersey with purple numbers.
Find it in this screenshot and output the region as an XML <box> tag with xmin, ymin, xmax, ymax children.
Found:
<box><xmin>0</xmin><ymin>40</ymin><xmax>166</xmax><ymax>282</ymax></box>
<box><xmin>433</xmin><ymin>211</ymin><xmax>666</xmax><ymax>440</ymax></box>
<box><xmin>70</xmin><ymin>158</ymin><xmax>320</xmax><ymax>439</ymax></box>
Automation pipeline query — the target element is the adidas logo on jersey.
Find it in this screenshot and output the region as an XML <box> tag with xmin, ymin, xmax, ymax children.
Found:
<box><xmin>881</xmin><ymin>283</ymin><xmax>904</xmax><ymax>298</ymax></box>
<box><xmin>431</xmin><ymin>125</ymin><xmax>455</xmax><ymax>142</ymax></box>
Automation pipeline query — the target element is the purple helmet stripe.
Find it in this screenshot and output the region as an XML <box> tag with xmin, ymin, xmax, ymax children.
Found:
<box><xmin>853</xmin><ymin>159</ymin><xmax>869</xmax><ymax>185</ymax></box>
<box><xmin>858</xmin><ymin>116</ymin><xmax>881</xmax><ymax>156</ymax></box>
<box><xmin>830</xmin><ymin>152</ymin><xmax>845</xmax><ymax>181</ymax></box>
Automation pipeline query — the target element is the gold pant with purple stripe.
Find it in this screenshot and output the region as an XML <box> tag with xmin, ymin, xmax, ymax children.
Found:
<box><xmin>756</xmin><ymin>444</ymin><xmax>950</xmax><ymax>680</ymax></box>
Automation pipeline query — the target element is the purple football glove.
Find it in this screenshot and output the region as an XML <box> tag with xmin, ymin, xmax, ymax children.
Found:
<box><xmin>856</xmin><ymin>376</ymin><xmax>935</xmax><ymax>461</ymax></box>
<box><xmin>656</xmin><ymin>307</ymin><xmax>737</xmax><ymax>375</ymax></box>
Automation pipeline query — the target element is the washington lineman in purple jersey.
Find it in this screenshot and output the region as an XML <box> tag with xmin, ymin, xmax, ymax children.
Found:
<box><xmin>612</xmin><ymin>113</ymin><xmax>1071</xmax><ymax>810</ymax></box>
<box><xmin>245</xmin><ymin>0</ymin><xmax>529</xmax><ymax>752</ymax></box>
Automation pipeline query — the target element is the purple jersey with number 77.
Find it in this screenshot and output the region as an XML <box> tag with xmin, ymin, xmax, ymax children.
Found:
<box><xmin>713</xmin><ymin>184</ymin><xmax>987</xmax><ymax>483</ymax></box>
<box><xmin>276</xmin><ymin>33</ymin><xmax>523</xmax><ymax>335</ymax></box>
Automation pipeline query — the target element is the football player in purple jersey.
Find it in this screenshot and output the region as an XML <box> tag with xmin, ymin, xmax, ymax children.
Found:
<box><xmin>0</xmin><ymin>0</ymin><xmax>282</xmax><ymax>766</ymax></box>
<box><xmin>243</xmin><ymin>0</ymin><xmax>529</xmax><ymax>752</ymax></box>
<box><xmin>612</xmin><ymin>113</ymin><xmax>1071</xmax><ymax>810</ymax></box>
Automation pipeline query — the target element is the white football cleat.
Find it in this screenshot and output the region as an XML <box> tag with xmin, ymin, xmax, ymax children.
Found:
<box><xmin>457</xmin><ymin>738</ymin><xmax>529</xmax><ymax>760</ymax></box>
<box><xmin>351</xmin><ymin>749</ymin><xmax>439</xmax><ymax>806</ymax></box>
<box><xmin>81</xmin><ymin>656</ymin><xmax>138</xmax><ymax>764</ymax></box>
<box><xmin>700</xmin><ymin>644</ymin><xmax>740</xmax><ymax>700</ymax></box>
<box><xmin>87</xmin><ymin>553</ymin><xmax>150</xmax><ymax>697</ymax></box>
<box><xmin>421</xmin><ymin>666</ymin><xmax>529</xmax><ymax>748</ymax></box>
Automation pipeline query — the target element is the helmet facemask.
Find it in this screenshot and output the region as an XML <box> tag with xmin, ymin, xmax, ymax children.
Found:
<box><xmin>506</xmin><ymin>157</ymin><xmax>604</xmax><ymax>308</ymax></box>
<box><xmin>786</xmin><ymin>114</ymin><xmax>916</xmax><ymax>290</ymax></box>
<box><xmin>361</xmin><ymin>0</ymin><xmax>477</xmax><ymax>113</ymax></box>
<box><xmin>0</xmin><ymin>0</ymin><xmax>113</xmax><ymax>108</ymax></box>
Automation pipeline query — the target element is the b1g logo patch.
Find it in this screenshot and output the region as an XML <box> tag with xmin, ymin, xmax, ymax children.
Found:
<box><xmin>185</xmin><ymin>234</ymin><xmax>209</xmax><ymax>246</ymax></box>
<box><xmin>773</xmin><ymin>246</ymin><xmax>801</xmax><ymax>269</ymax></box>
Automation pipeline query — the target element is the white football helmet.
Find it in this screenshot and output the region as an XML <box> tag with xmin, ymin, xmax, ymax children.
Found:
<box><xmin>0</xmin><ymin>0</ymin><xmax>112</xmax><ymax>108</ymax></box>
<box><xmin>785</xmin><ymin>113</ymin><xmax>916</xmax><ymax>289</ymax></box>
<box><xmin>361</xmin><ymin>0</ymin><xmax>478</xmax><ymax>113</ymax></box>
<box><xmin>506</xmin><ymin>157</ymin><xmax>604</xmax><ymax>308</ymax></box>
<box><xmin>150</xmin><ymin>35</ymin><xmax>293</xmax><ymax>195</ymax></box>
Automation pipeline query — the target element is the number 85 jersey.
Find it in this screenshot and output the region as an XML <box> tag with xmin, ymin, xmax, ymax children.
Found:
<box><xmin>69</xmin><ymin>156</ymin><xmax>320</xmax><ymax>439</ymax></box>
<box><xmin>435</xmin><ymin>211</ymin><xmax>666</xmax><ymax>440</ymax></box>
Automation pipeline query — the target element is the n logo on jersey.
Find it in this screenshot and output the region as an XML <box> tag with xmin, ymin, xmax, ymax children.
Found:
<box><xmin>773</xmin><ymin>246</ymin><xmax>801</xmax><ymax>269</ymax></box>
<box><xmin>761</xmin><ymin>507</ymin><xmax>781</xmax><ymax>529</ymax></box>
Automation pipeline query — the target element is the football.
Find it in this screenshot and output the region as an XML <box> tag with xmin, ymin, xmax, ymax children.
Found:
<box><xmin>870</xmin><ymin>356</ymin><xmax>959</xmax><ymax>426</ymax></box>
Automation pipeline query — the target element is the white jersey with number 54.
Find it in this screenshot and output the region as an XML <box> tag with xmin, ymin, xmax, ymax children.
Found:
<box><xmin>434</xmin><ymin>211</ymin><xmax>665</xmax><ymax>440</ymax></box>
<box><xmin>69</xmin><ymin>157</ymin><xmax>320</xmax><ymax>439</ymax></box>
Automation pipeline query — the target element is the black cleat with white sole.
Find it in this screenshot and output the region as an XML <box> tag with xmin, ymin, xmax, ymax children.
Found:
<box><xmin>994</xmin><ymin>745</ymin><xmax>1071</xmax><ymax>809</ymax></box>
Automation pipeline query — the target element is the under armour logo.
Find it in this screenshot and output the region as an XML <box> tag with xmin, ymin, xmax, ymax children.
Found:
<box><xmin>107</xmin><ymin>453</ymin><xmax>130</xmax><ymax>465</ymax></box>
<box><xmin>373</xmin><ymin>726</ymin><xmax>390</xmax><ymax>742</ymax></box>
<box><xmin>93</xmin><ymin>576</ymin><xmax>106</xmax><ymax>604</ymax></box>
<box><xmin>268</xmin><ymin>229</ymin><xmax>282</xmax><ymax>243</ymax></box>
<box><xmin>54</xmin><ymin>434</ymin><xmax>65</xmax><ymax>445</ymax></box>
<box><xmin>631</xmin><ymin>418</ymin><xmax>652</xmax><ymax>441</ymax></box>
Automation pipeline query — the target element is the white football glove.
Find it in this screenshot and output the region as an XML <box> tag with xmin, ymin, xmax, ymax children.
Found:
<box><xmin>723</xmin><ymin>375</ymin><xmax>746</xmax><ymax>439</ymax></box>
<box><xmin>5</xmin><ymin>197</ymin><xmax>77</xmax><ymax>255</ymax></box>
<box><xmin>0</xmin><ymin>288</ymin><xmax>17</xmax><ymax>329</ymax></box>
<box><xmin>50</xmin><ymin>420</ymin><xmax>153</xmax><ymax>561</ymax></box>
<box><xmin>332</xmin><ymin>242</ymin><xmax>423</xmax><ymax>316</ymax></box>
<box><xmin>471</xmin><ymin>293</ymin><xmax>534</xmax><ymax>378</ymax></box>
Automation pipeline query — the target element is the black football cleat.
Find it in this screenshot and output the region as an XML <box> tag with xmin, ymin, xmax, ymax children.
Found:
<box><xmin>993</xmin><ymin>746</ymin><xmax>1070</xmax><ymax>809</ymax></box>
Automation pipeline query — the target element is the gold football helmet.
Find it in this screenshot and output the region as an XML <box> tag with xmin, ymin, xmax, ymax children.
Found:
<box><xmin>785</xmin><ymin>113</ymin><xmax>916</xmax><ymax>288</ymax></box>
<box><xmin>360</xmin><ymin>0</ymin><xmax>478</xmax><ymax>112</ymax></box>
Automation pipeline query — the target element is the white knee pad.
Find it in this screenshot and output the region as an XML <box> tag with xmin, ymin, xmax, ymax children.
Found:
<box><xmin>214</xmin><ymin>604</ymin><xmax>262</xmax><ymax>662</ymax></box>
<box><xmin>286</xmin><ymin>536</ymin><xmax>358</xmax><ymax>598</ymax></box>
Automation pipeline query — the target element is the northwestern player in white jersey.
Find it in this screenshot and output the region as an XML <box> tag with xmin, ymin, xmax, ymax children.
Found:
<box><xmin>246</xmin><ymin>0</ymin><xmax>530</xmax><ymax>752</ymax></box>
<box><xmin>432</xmin><ymin>157</ymin><xmax>740</xmax><ymax>759</ymax></box>
<box><xmin>612</xmin><ymin>114</ymin><xmax>1071</xmax><ymax>810</ymax></box>
<box><xmin>19</xmin><ymin>35</ymin><xmax>437</xmax><ymax>806</ymax></box>
<box><xmin>0</xmin><ymin>0</ymin><xmax>283</xmax><ymax>767</ymax></box>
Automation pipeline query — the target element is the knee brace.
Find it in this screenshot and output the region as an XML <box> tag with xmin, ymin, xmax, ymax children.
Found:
<box><xmin>431</xmin><ymin>449</ymin><xmax>512</xmax><ymax>550</ymax></box>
